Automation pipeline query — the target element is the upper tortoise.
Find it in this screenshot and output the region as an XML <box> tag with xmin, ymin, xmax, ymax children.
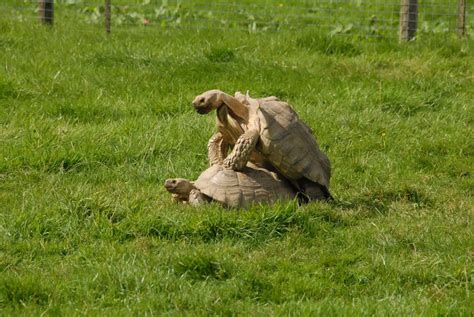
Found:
<box><xmin>192</xmin><ymin>90</ymin><xmax>332</xmax><ymax>201</ymax></box>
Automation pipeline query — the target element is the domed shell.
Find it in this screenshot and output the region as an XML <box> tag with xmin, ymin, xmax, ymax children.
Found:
<box><xmin>257</xmin><ymin>101</ymin><xmax>331</xmax><ymax>189</ymax></box>
<box><xmin>194</xmin><ymin>164</ymin><xmax>295</xmax><ymax>208</ymax></box>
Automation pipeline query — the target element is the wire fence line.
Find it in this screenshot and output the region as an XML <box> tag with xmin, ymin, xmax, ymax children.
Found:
<box><xmin>2</xmin><ymin>0</ymin><xmax>473</xmax><ymax>40</ymax></box>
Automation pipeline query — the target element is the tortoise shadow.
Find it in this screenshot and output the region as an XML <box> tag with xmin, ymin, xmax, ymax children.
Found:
<box><xmin>328</xmin><ymin>186</ymin><xmax>433</xmax><ymax>217</ymax></box>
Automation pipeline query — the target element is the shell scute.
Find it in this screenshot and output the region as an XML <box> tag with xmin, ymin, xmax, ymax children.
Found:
<box><xmin>257</xmin><ymin>102</ymin><xmax>330</xmax><ymax>188</ymax></box>
<box><xmin>195</xmin><ymin>164</ymin><xmax>295</xmax><ymax>208</ymax></box>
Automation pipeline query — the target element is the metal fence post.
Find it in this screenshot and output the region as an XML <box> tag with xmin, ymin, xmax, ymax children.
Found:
<box><xmin>458</xmin><ymin>0</ymin><xmax>466</xmax><ymax>37</ymax></box>
<box><xmin>105</xmin><ymin>0</ymin><xmax>111</xmax><ymax>33</ymax></box>
<box><xmin>39</xmin><ymin>0</ymin><xmax>54</xmax><ymax>25</ymax></box>
<box><xmin>399</xmin><ymin>0</ymin><xmax>418</xmax><ymax>41</ymax></box>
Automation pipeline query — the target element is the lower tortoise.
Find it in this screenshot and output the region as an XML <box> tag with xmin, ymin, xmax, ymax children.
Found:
<box><xmin>164</xmin><ymin>164</ymin><xmax>296</xmax><ymax>208</ymax></box>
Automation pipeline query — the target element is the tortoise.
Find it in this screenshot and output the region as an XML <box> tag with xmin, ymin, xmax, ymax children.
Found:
<box><xmin>164</xmin><ymin>163</ymin><xmax>296</xmax><ymax>208</ymax></box>
<box><xmin>192</xmin><ymin>89</ymin><xmax>332</xmax><ymax>201</ymax></box>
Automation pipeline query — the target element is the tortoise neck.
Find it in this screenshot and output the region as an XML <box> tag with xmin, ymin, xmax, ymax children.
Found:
<box><xmin>219</xmin><ymin>92</ymin><xmax>249</xmax><ymax>122</ymax></box>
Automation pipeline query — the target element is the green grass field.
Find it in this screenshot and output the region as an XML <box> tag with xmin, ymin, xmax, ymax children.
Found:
<box><xmin>0</xmin><ymin>12</ymin><xmax>473</xmax><ymax>316</ymax></box>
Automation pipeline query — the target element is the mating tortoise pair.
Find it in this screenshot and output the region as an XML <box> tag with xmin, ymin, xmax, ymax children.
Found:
<box><xmin>164</xmin><ymin>90</ymin><xmax>332</xmax><ymax>208</ymax></box>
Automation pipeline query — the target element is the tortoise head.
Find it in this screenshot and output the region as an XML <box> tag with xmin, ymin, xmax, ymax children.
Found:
<box><xmin>164</xmin><ymin>178</ymin><xmax>194</xmax><ymax>195</ymax></box>
<box><xmin>192</xmin><ymin>90</ymin><xmax>223</xmax><ymax>115</ymax></box>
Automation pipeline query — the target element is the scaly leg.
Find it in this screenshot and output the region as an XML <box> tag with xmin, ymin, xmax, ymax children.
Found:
<box><xmin>189</xmin><ymin>189</ymin><xmax>209</xmax><ymax>206</ymax></box>
<box><xmin>207</xmin><ymin>132</ymin><xmax>229</xmax><ymax>166</ymax></box>
<box><xmin>223</xmin><ymin>129</ymin><xmax>259</xmax><ymax>171</ymax></box>
<box><xmin>171</xmin><ymin>194</ymin><xmax>182</xmax><ymax>203</ymax></box>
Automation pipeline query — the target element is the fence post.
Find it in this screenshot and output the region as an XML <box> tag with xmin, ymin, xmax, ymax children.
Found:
<box><xmin>105</xmin><ymin>0</ymin><xmax>111</xmax><ymax>33</ymax></box>
<box><xmin>39</xmin><ymin>0</ymin><xmax>54</xmax><ymax>25</ymax></box>
<box><xmin>399</xmin><ymin>0</ymin><xmax>418</xmax><ymax>41</ymax></box>
<box><xmin>458</xmin><ymin>0</ymin><xmax>466</xmax><ymax>37</ymax></box>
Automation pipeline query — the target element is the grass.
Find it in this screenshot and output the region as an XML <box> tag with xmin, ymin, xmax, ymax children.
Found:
<box><xmin>0</xmin><ymin>13</ymin><xmax>473</xmax><ymax>316</ymax></box>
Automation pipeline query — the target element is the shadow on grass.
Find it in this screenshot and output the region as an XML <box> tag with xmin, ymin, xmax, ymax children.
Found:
<box><xmin>205</xmin><ymin>47</ymin><xmax>236</xmax><ymax>63</ymax></box>
<box><xmin>331</xmin><ymin>186</ymin><xmax>433</xmax><ymax>215</ymax></box>
<box><xmin>136</xmin><ymin>204</ymin><xmax>304</xmax><ymax>243</ymax></box>
<box><xmin>172</xmin><ymin>252</ymin><xmax>232</xmax><ymax>281</ymax></box>
<box><xmin>0</xmin><ymin>275</ymin><xmax>52</xmax><ymax>307</ymax></box>
<box><xmin>104</xmin><ymin>201</ymin><xmax>323</xmax><ymax>244</ymax></box>
<box><xmin>112</xmin><ymin>200</ymin><xmax>361</xmax><ymax>245</ymax></box>
<box><xmin>8</xmin><ymin>186</ymin><xmax>432</xmax><ymax>246</ymax></box>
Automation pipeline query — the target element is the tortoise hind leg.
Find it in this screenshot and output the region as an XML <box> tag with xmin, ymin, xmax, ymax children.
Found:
<box><xmin>299</xmin><ymin>179</ymin><xmax>333</xmax><ymax>202</ymax></box>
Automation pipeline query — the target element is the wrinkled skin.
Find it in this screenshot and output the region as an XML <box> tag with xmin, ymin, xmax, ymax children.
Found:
<box><xmin>164</xmin><ymin>178</ymin><xmax>209</xmax><ymax>206</ymax></box>
<box><xmin>192</xmin><ymin>89</ymin><xmax>224</xmax><ymax>114</ymax></box>
<box><xmin>164</xmin><ymin>178</ymin><xmax>195</xmax><ymax>203</ymax></box>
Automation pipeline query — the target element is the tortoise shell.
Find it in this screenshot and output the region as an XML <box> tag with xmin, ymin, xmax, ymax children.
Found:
<box><xmin>194</xmin><ymin>164</ymin><xmax>295</xmax><ymax>208</ymax></box>
<box><xmin>256</xmin><ymin>100</ymin><xmax>331</xmax><ymax>189</ymax></box>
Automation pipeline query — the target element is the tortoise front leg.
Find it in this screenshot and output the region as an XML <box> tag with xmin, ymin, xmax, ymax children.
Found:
<box><xmin>189</xmin><ymin>189</ymin><xmax>209</xmax><ymax>206</ymax></box>
<box><xmin>207</xmin><ymin>132</ymin><xmax>229</xmax><ymax>166</ymax></box>
<box><xmin>171</xmin><ymin>193</ymin><xmax>183</xmax><ymax>203</ymax></box>
<box><xmin>223</xmin><ymin>129</ymin><xmax>259</xmax><ymax>171</ymax></box>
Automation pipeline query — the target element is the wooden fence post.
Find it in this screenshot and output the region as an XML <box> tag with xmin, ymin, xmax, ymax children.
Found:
<box><xmin>39</xmin><ymin>0</ymin><xmax>54</xmax><ymax>25</ymax></box>
<box><xmin>458</xmin><ymin>0</ymin><xmax>466</xmax><ymax>37</ymax></box>
<box><xmin>399</xmin><ymin>0</ymin><xmax>418</xmax><ymax>41</ymax></box>
<box><xmin>105</xmin><ymin>0</ymin><xmax>111</xmax><ymax>34</ymax></box>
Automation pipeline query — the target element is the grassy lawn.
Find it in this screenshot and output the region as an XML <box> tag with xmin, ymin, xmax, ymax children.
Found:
<box><xmin>0</xmin><ymin>13</ymin><xmax>473</xmax><ymax>315</ymax></box>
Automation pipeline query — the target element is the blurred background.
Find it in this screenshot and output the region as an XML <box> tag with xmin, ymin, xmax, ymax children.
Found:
<box><xmin>3</xmin><ymin>0</ymin><xmax>473</xmax><ymax>40</ymax></box>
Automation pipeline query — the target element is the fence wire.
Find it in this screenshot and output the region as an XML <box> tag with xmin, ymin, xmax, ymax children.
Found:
<box><xmin>1</xmin><ymin>0</ymin><xmax>472</xmax><ymax>39</ymax></box>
